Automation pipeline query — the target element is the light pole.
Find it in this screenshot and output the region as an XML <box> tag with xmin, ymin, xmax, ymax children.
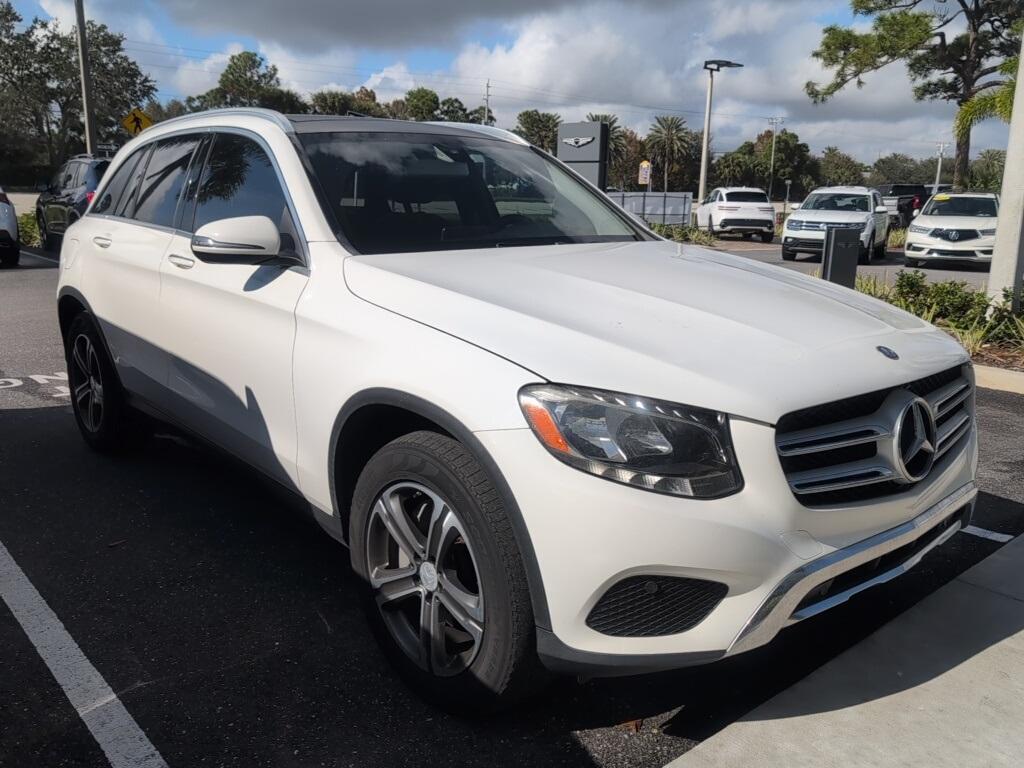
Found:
<box><xmin>74</xmin><ymin>0</ymin><xmax>97</xmax><ymax>155</ymax></box>
<box><xmin>698</xmin><ymin>59</ymin><xmax>743</xmax><ymax>206</ymax></box>
<box><xmin>767</xmin><ymin>116</ymin><xmax>784</xmax><ymax>199</ymax></box>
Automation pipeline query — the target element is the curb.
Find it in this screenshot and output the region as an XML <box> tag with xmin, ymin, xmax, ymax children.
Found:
<box><xmin>975</xmin><ymin>364</ymin><xmax>1024</xmax><ymax>395</ymax></box>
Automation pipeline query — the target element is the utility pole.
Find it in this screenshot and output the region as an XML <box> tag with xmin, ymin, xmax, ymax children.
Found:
<box><xmin>74</xmin><ymin>0</ymin><xmax>97</xmax><ymax>155</ymax></box>
<box><xmin>482</xmin><ymin>79</ymin><xmax>491</xmax><ymax>125</ymax></box>
<box><xmin>698</xmin><ymin>59</ymin><xmax>743</xmax><ymax>205</ymax></box>
<box><xmin>932</xmin><ymin>141</ymin><xmax>949</xmax><ymax>194</ymax></box>
<box><xmin>767</xmin><ymin>116</ymin><xmax>784</xmax><ymax>199</ymax></box>
<box><xmin>990</xmin><ymin>39</ymin><xmax>1024</xmax><ymax>313</ymax></box>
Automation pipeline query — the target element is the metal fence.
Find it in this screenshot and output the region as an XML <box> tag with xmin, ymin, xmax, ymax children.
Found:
<box><xmin>605</xmin><ymin>191</ymin><xmax>694</xmax><ymax>226</ymax></box>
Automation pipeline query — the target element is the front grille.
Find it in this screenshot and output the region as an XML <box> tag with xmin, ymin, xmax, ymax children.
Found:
<box><xmin>586</xmin><ymin>575</ymin><xmax>727</xmax><ymax>637</ymax></box>
<box><xmin>929</xmin><ymin>228</ymin><xmax>979</xmax><ymax>242</ymax></box>
<box><xmin>788</xmin><ymin>220</ymin><xmax>861</xmax><ymax>232</ymax></box>
<box><xmin>776</xmin><ymin>364</ymin><xmax>974</xmax><ymax>507</ymax></box>
<box><xmin>720</xmin><ymin>218</ymin><xmax>772</xmax><ymax>228</ymax></box>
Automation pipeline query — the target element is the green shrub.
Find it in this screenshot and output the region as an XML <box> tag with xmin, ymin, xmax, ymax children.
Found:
<box><xmin>649</xmin><ymin>222</ymin><xmax>717</xmax><ymax>247</ymax></box>
<box><xmin>17</xmin><ymin>212</ymin><xmax>40</xmax><ymax>247</ymax></box>
<box><xmin>887</xmin><ymin>228</ymin><xmax>906</xmax><ymax>249</ymax></box>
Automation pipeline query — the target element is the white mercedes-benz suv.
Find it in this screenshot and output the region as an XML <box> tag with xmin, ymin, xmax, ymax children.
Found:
<box><xmin>56</xmin><ymin>109</ymin><xmax>978</xmax><ymax>708</ymax></box>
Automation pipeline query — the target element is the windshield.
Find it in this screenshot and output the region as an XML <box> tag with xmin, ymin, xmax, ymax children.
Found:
<box><xmin>921</xmin><ymin>195</ymin><xmax>997</xmax><ymax>217</ymax></box>
<box><xmin>800</xmin><ymin>193</ymin><xmax>870</xmax><ymax>213</ymax></box>
<box><xmin>301</xmin><ymin>132</ymin><xmax>642</xmax><ymax>254</ymax></box>
<box><xmin>725</xmin><ymin>191</ymin><xmax>768</xmax><ymax>203</ymax></box>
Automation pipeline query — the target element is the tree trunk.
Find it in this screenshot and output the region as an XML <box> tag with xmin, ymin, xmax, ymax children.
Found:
<box><xmin>953</xmin><ymin>130</ymin><xmax>971</xmax><ymax>189</ymax></box>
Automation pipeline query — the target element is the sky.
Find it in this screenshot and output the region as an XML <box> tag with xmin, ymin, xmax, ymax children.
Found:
<box><xmin>10</xmin><ymin>0</ymin><xmax>1012</xmax><ymax>163</ymax></box>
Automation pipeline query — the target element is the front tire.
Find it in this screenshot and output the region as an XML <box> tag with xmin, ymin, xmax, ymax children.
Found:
<box><xmin>0</xmin><ymin>245</ymin><xmax>18</xmax><ymax>268</ymax></box>
<box><xmin>65</xmin><ymin>313</ymin><xmax>137</xmax><ymax>453</ymax></box>
<box><xmin>350</xmin><ymin>431</ymin><xmax>545</xmax><ymax>711</ymax></box>
<box><xmin>874</xmin><ymin>231</ymin><xmax>887</xmax><ymax>258</ymax></box>
<box><xmin>859</xmin><ymin>235</ymin><xmax>874</xmax><ymax>265</ymax></box>
<box><xmin>38</xmin><ymin>215</ymin><xmax>58</xmax><ymax>252</ymax></box>
<box><xmin>781</xmin><ymin>247</ymin><xmax>796</xmax><ymax>261</ymax></box>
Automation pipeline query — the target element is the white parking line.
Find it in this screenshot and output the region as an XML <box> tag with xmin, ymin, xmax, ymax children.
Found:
<box><xmin>22</xmin><ymin>249</ymin><xmax>59</xmax><ymax>264</ymax></box>
<box><xmin>0</xmin><ymin>540</ymin><xmax>168</xmax><ymax>768</ymax></box>
<box><xmin>962</xmin><ymin>525</ymin><xmax>1014</xmax><ymax>543</ymax></box>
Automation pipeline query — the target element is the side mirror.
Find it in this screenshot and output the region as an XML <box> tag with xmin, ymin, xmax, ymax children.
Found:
<box><xmin>790</xmin><ymin>203</ymin><xmax>801</xmax><ymax>210</ymax></box>
<box><xmin>191</xmin><ymin>216</ymin><xmax>296</xmax><ymax>265</ymax></box>
<box><xmin>912</xmin><ymin>209</ymin><xmax>920</xmax><ymax>219</ymax></box>
<box><xmin>874</xmin><ymin>205</ymin><xmax>888</xmax><ymax>214</ymax></box>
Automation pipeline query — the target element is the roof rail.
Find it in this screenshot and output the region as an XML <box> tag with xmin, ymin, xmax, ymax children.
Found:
<box><xmin>146</xmin><ymin>107</ymin><xmax>295</xmax><ymax>135</ymax></box>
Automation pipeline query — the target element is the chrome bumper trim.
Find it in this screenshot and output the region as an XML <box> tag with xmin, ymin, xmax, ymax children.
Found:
<box><xmin>727</xmin><ymin>481</ymin><xmax>977</xmax><ymax>656</ymax></box>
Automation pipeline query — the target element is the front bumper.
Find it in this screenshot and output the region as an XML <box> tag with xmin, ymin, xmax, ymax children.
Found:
<box><xmin>476</xmin><ymin>417</ymin><xmax>978</xmax><ymax>675</ymax></box>
<box><xmin>783</xmin><ymin>229</ymin><xmax>868</xmax><ymax>252</ymax></box>
<box><xmin>905</xmin><ymin>236</ymin><xmax>994</xmax><ymax>262</ymax></box>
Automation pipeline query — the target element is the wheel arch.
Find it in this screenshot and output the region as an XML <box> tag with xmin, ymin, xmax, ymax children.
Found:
<box><xmin>329</xmin><ymin>388</ymin><xmax>551</xmax><ymax>630</ymax></box>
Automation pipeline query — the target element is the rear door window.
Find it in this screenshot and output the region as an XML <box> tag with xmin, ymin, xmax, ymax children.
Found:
<box><xmin>92</xmin><ymin>149</ymin><xmax>147</xmax><ymax>216</ymax></box>
<box><xmin>114</xmin><ymin>145</ymin><xmax>153</xmax><ymax>219</ymax></box>
<box><xmin>132</xmin><ymin>134</ymin><xmax>203</xmax><ymax>228</ymax></box>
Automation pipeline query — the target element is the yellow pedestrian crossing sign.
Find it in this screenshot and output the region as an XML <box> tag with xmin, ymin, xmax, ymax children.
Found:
<box><xmin>121</xmin><ymin>107</ymin><xmax>153</xmax><ymax>136</ymax></box>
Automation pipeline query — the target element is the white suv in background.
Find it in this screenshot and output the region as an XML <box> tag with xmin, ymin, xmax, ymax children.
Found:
<box><xmin>0</xmin><ymin>185</ymin><xmax>20</xmax><ymax>267</ymax></box>
<box><xmin>57</xmin><ymin>109</ymin><xmax>978</xmax><ymax>709</ymax></box>
<box><xmin>694</xmin><ymin>186</ymin><xmax>775</xmax><ymax>242</ymax></box>
<box><xmin>783</xmin><ymin>185</ymin><xmax>890</xmax><ymax>263</ymax></box>
<box><xmin>905</xmin><ymin>192</ymin><xmax>998</xmax><ymax>268</ymax></box>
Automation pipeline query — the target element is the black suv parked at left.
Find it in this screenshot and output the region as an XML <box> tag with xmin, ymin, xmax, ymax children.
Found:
<box><xmin>36</xmin><ymin>155</ymin><xmax>110</xmax><ymax>251</ymax></box>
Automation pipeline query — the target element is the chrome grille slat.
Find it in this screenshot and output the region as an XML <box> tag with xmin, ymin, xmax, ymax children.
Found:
<box><xmin>776</xmin><ymin>419</ymin><xmax>889</xmax><ymax>457</ymax></box>
<box><xmin>776</xmin><ymin>365</ymin><xmax>974</xmax><ymax>506</ymax></box>
<box><xmin>936</xmin><ymin>411</ymin><xmax>971</xmax><ymax>458</ymax></box>
<box><xmin>789</xmin><ymin>461</ymin><xmax>896</xmax><ymax>495</ymax></box>
<box><xmin>927</xmin><ymin>377</ymin><xmax>971</xmax><ymax>418</ymax></box>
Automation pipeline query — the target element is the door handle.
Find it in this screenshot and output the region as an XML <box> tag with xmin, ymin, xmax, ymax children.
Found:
<box><xmin>92</xmin><ymin>235</ymin><xmax>112</xmax><ymax>248</ymax></box>
<box><xmin>168</xmin><ymin>253</ymin><xmax>195</xmax><ymax>270</ymax></box>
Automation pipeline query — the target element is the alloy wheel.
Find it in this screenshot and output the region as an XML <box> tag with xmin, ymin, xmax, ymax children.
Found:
<box><xmin>69</xmin><ymin>333</ymin><xmax>104</xmax><ymax>432</ymax></box>
<box><xmin>366</xmin><ymin>481</ymin><xmax>485</xmax><ymax>677</ymax></box>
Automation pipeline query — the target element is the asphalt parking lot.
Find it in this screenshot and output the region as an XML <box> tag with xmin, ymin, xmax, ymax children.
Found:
<box><xmin>2</xmin><ymin>250</ymin><xmax>1022</xmax><ymax>768</ymax></box>
<box><xmin>715</xmin><ymin>236</ymin><xmax>991</xmax><ymax>287</ymax></box>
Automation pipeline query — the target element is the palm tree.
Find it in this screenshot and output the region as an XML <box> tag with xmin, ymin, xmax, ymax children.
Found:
<box><xmin>646</xmin><ymin>115</ymin><xmax>691</xmax><ymax>192</ymax></box>
<box><xmin>955</xmin><ymin>55</ymin><xmax>1017</xmax><ymax>141</ymax></box>
<box><xmin>586</xmin><ymin>112</ymin><xmax>626</xmax><ymax>179</ymax></box>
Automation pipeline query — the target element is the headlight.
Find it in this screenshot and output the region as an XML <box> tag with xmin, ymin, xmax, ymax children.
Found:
<box><xmin>909</xmin><ymin>225</ymin><xmax>931</xmax><ymax>234</ymax></box>
<box><xmin>980</xmin><ymin>228</ymin><xmax>996</xmax><ymax>236</ymax></box>
<box><xmin>518</xmin><ymin>385</ymin><xmax>742</xmax><ymax>498</ymax></box>
<box><xmin>785</xmin><ymin>218</ymin><xmax>799</xmax><ymax>229</ymax></box>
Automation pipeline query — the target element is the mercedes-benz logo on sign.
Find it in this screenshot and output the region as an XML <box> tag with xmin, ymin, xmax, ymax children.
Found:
<box><xmin>562</xmin><ymin>136</ymin><xmax>595</xmax><ymax>148</ymax></box>
<box><xmin>894</xmin><ymin>398</ymin><xmax>937</xmax><ymax>484</ymax></box>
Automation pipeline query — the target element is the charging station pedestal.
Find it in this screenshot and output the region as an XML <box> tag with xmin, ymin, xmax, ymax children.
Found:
<box><xmin>822</xmin><ymin>228</ymin><xmax>861</xmax><ymax>289</ymax></box>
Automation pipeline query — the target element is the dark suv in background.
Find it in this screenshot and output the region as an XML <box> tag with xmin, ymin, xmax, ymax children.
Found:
<box><xmin>36</xmin><ymin>155</ymin><xmax>110</xmax><ymax>250</ymax></box>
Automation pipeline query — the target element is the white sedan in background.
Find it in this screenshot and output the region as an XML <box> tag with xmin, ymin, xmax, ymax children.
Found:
<box><xmin>904</xmin><ymin>192</ymin><xmax>998</xmax><ymax>268</ymax></box>
<box><xmin>694</xmin><ymin>187</ymin><xmax>775</xmax><ymax>242</ymax></box>
<box><xmin>0</xmin><ymin>185</ymin><xmax>20</xmax><ymax>267</ymax></box>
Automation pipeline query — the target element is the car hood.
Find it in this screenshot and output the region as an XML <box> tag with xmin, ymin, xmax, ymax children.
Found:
<box><xmin>788</xmin><ymin>209</ymin><xmax>868</xmax><ymax>223</ymax></box>
<box><xmin>343</xmin><ymin>240</ymin><xmax>967</xmax><ymax>423</ymax></box>
<box><xmin>913</xmin><ymin>215</ymin><xmax>997</xmax><ymax>231</ymax></box>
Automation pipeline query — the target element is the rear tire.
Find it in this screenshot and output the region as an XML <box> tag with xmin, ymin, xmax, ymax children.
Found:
<box><xmin>38</xmin><ymin>215</ymin><xmax>58</xmax><ymax>253</ymax></box>
<box><xmin>760</xmin><ymin>232</ymin><xmax>774</xmax><ymax>244</ymax></box>
<box><xmin>65</xmin><ymin>313</ymin><xmax>140</xmax><ymax>453</ymax></box>
<box><xmin>706</xmin><ymin>219</ymin><xmax>715</xmax><ymax>238</ymax></box>
<box><xmin>350</xmin><ymin>431</ymin><xmax>546</xmax><ymax>712</ymax></box>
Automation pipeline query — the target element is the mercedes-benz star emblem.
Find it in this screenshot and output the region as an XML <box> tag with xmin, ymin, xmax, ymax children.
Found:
<box><xmin>562</xmin><ymin>136</ymin><xmax>595</xmax><ymax>148</ymax></box>
<box><xmin>877</xmin><ymin>345</ymin><xmax>899</xmax><ymax>360</ymax></box>
<box><xmin>894</xmin><ymin>398</ymin><xmax>937</xmax><ymax>484</ymax></box>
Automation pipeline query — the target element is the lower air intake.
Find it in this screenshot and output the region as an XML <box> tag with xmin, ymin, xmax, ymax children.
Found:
<box><xmin>586</xmin><ymin>575</ymin><xmax>728</xmax><ymax>637</ymax></box>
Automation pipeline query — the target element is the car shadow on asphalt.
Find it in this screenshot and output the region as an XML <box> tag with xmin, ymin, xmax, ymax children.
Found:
<box><xmin>1</xmin><ymin>405</ymin><xmax>1019</xmax><ymax>768</ymax></box>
